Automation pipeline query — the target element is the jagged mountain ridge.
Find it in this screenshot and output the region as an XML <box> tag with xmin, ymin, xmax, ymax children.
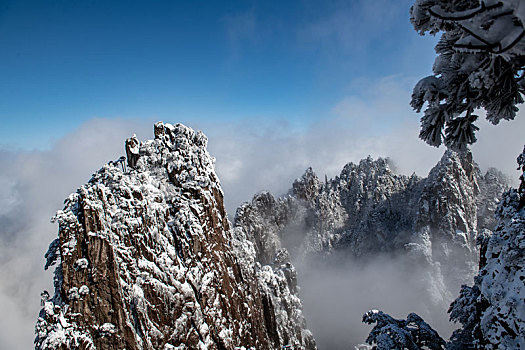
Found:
<box><xmin>35</xmin><ymin>122</ymin><xmax>316</xmax><ymax>350</ymax></box>
<box><xmin>234</xmin><ymin>151</ymin><xmax>509</xmax><ymax>302</ymax></box>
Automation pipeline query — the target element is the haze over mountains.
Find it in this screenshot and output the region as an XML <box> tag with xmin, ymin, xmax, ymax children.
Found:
<box><xmin>234</xmin><ymin>147</ymin><xmax>508</xmax><ymax>348</ymax></box>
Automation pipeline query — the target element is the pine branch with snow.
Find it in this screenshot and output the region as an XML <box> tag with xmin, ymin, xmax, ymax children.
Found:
<box><xmin>411</xmin><ymin>0</ymin><xmax>525</xmax><ymax>150</ymax></box>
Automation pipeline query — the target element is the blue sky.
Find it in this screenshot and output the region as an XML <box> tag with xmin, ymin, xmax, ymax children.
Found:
<box><xmin>2</xmin><ymin>3</ymin><xmax>525</xmax><ymax>348</ymax></box>
<box><xmin>0</xmin><ymin>0</ymin><xmax>438</xmax><ymax>149</ymax></box>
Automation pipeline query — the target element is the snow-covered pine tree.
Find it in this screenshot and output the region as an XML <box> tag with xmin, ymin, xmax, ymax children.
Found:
<box><xmin>410</xmin><ymin>0</ymin><xmax>525</xmax><ymax>150</ymax></box>
<box><xmin>362</xmin><ymin>310</ymin><xmax>446</xmax><ymax>350</ymax></box>
<box><xmin>447</xmin><ymin>281</ymin><xmax>482</xmax><ymax>349</ymax></box>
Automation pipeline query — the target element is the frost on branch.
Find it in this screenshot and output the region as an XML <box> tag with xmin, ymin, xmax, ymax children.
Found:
<box><xmin>410</xmin><ymin>0</ymin><xmax>525</xmax><ymax>150</ymax></box>
<box><xmin>362</xmin><ymin>310</ymin><xmax>446</xmax><ymax>350</ymax></box>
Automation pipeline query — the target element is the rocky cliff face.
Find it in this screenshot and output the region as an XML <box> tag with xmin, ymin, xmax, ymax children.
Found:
<box><xmin>234</xmin><ymin>151</ymin><xmax>508</xmax><ymax>304</ymax></box>
<box><xmin>35</xmin><ymin>123</ymin><xmax>316</xmax><ymax>350</ymax></box>
<box><xmin>448</xmin><ymin>148</ymin><xmax>525</xmax><ymax>349</ymax></box>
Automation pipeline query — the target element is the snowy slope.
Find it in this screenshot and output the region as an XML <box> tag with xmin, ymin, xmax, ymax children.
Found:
<box><xmin>478</xmin><ymin>189</ymin><xmax>525</xmax><ymax>348</ymax></box>
<box><xmin>449</xmin><ymin>147</ymin><xmax>525</xmax><ymax>349</ymax></box>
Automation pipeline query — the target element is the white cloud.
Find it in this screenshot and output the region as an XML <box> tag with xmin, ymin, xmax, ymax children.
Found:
<box><xmin>297</xmin><ymin>0</ymin><xmax>406</xmax><ymax>53</ymax></box>
<box><xmin>0</xmin><ymin>118</ymin><xmax>151</xmax><ymax>349</ymax></box>
<box><xmin>298</xmin><ymin>254</ymin><xmax>458</xmax><ymax>348</ymax></box>
<box><xmin>471</xmin><ymin>115</ymin><xmax>525</xmax><ymax>186</ymax></box>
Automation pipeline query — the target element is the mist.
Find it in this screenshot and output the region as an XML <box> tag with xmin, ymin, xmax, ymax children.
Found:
<box><xmin>296</xmin><ymin>252</ymin><xmax>458</xmax><ymax>349</ymax></box>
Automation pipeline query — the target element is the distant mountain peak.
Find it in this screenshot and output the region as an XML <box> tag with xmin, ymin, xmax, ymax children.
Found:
<box><xmin>236</xmin><ymin>149</ymin><xmax>509</xmax><ymax>307</ymax></box>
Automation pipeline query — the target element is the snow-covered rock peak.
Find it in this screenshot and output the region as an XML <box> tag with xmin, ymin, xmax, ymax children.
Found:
<box><xmin>35</xmin><ymin>122</ymin><xmax>316</xmax><ymax>350</ymax></box>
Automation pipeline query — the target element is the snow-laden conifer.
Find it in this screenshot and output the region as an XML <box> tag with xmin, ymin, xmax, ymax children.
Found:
<box><xmin>410</xmin><ymin>0</ymin><xmax>525</xmax><ymax>150</ymax></box>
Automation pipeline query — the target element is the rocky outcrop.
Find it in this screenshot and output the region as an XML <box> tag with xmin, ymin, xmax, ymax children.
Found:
<box><xmin>476</xmin><ymin>167</ymin><xmax>511</xmax><ymax>231</ymax></box>
<box><xmin>35</xmin><ymin>122</ymin><xmax>315</xmax><ymax>350</ymax></box>
<box><xmin>412</xmin><ymin>151</ymin><xmax>481</xmax><ymax>296</ymax></box>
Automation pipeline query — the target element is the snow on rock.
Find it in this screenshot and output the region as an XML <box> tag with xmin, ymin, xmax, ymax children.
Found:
<box><xmin>414</xmin><ymin>151</ymin><xmax>481</xmax><ymax>294</ymax></box>
<box><xmin>235</xmin><ymin>150</ymin><xmax>508</xmax><ymax>310</ymax></box>
<box><xmin>449</xmin><ymin>187</ymin><xmax>525</xmax><ymax>349</ymax></box>
<box><xmin>35</xmin><ymin>122</ymin><xmax>316</xmax><ymax>350</ymax></box>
